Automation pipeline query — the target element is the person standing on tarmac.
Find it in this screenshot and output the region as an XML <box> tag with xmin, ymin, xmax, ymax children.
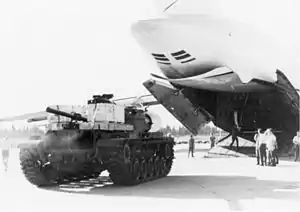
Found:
<box><xmin>229</xmin><ymin>110</ymin><xmax>241</xmax><ymax>151</ymax></box>
<box><xmin>1</xmin><ymin>136</ymin><xmax>10</xmax><ymax>172</ymax></box>
<box><xmin>188</xmin><ymin>135</ymin><xmax>195</xmax><ymax>158</ymax></box>
<box><xmin>293</xmin><ymin>131</ymin><xmax>300</xmax><ymax>162</ymax></box>
<box><xmin>258</xmin><ymin>130</ymin><xmax>267</xmax><ymax>166</ymax></box>
<box><xmin>254</xmin><ymin>128</ymin><xmax>262</xmax><ymax>165</ymax></box>
<box><xmin>265</xmin><ymin>128</ymin><xmax>278</xmax><ymax>166</ymax></box>
<box><xmin>210</xmin><ymin>132</ymin><xmax>216</xmax><ymax>149</ymax></box>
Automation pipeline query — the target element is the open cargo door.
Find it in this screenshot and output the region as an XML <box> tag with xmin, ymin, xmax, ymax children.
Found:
<box><xmin>274</xmin><ymin>70</ymin><xmax>299</xmax><ymax>132</ymax></box>
<box><xmin>275</xmin><ymin>70</ymin><xmax>299</xmax><ymax>115</ymax></box>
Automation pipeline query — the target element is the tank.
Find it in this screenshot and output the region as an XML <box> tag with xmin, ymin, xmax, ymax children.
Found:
<box><xmin>19</xmin><ymin>94</ymin><xmax>175</xmax><ymax>187</ymax></box>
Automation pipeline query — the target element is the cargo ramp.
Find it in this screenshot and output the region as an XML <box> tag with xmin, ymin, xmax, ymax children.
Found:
<box><xmin>143</xmin><ymin>79</ymin><xmax>211</xmax><ymax>135</ymax></box>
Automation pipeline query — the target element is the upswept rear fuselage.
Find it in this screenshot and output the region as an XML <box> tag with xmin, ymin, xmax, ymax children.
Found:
<box><xmin>132</xmin><ymin>14</ymin><xmax>299</xmax><ymax>149</ymax></box>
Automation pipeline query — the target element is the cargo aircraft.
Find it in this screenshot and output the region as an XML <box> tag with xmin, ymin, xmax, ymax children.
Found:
<box><xmin>1</xmin><ymin>1</ymin><xmax>299</xmax><ymax>150</ymax></box>
<box><xmin>128</xmin><ymin>0</ymin><xmax>300</xmax><ymax>149</ymax></box>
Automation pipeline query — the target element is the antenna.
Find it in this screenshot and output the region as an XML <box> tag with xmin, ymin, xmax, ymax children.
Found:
<box><xmin>163</xmin><ymin>0</ymin><xmax>179</xmax><ymax>12</ymax></box>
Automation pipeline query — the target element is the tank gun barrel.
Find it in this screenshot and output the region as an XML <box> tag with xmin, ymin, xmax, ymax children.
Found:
<box><xmin>46</xmin><ymin>107</ymin><xmax>88</xmax><ymax>122</ymax></box>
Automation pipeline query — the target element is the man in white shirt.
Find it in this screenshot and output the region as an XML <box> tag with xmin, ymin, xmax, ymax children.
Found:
<box><xmin>293</xmin><ymin>131</ymin><xmax>300</xmax><ymax>162</ymax></box>
<box><xmin>258</xmin><ymin>130</ymin><xmax>267</xmax><ymax>166</ymax></box>
<box><xmin>254</xmin><ymin>128</ymin><xmax>262</xmax><ymax>165</ymax></box>
<box><xmin>264</xmin><ymin>128</ymin><xmax>278</xmax><ymax>166</ymax></box>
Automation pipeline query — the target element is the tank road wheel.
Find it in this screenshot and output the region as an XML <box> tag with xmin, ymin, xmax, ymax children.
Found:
<box><xmin>132</xmin><ymin>159</ymin><xmax>140</xmax><ymax>182</ymax></box>
<box><xmin>19</xmin><ymin>146</ymin><xmax>57</xmax><ymax>187</ymax></box>
<box><xmin>139</xmin><ymin>159</ymin><xmax>147</xmax><ymax>180</ymax></box>
<box><xmin>153</xmin><ymin>157</ymin><xmax>160</xmax><ymax>177</ymax></box>
<box><xmin>165</xmin><ymin>144</ymin><xmax>172</xmax><ymax>159</ymax></box>
<box><xmin>157</xmin><ymin>157</ymin><xmax>164</xmax><ymax>177</ymax></box>
<box><xmin>123</xmin><ymin>143</ymin><xmax>131</xmax><ymax>164</ymax></box>
<box><xmin>160</xmin><ymin>158</ymin><xmax>166</xmax><ymax>176</ymax></box>
<box><xmin>147</xmin><ymin>158</ymin><xmax>154</xmax><ymax>178</ymax></box>
<box><xmin>108</xmin><ymin>162</ymin><xmax>125</xmax><ymax>185</ymax></box>
<box><xmin>164</xmin><ymin>155</ymin><xmax>174</xmax><ymax>176</ymax></box>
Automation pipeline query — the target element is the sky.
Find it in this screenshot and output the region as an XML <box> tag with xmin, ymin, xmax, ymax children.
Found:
<box><xmin>0</xmin><ymin>0</ymin><xmax>299</xmax><ymax>128</ymax></box>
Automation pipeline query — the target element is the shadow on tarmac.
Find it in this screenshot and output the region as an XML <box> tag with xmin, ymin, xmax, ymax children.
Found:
<box><xmin>46</xmin><ymin>174</ymin><xmax>300</xmax><ymax>210</ymax></box>
<box><xmin>175</xmin><ymin>148</ymin><xmax>209</xmax><ymax>154</ymax></box>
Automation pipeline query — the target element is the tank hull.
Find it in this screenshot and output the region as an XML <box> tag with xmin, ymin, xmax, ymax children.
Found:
<box><xmin>19</xmin><ymin>130</ymin><xmax>175</xmax><ymax>187</ymax></box>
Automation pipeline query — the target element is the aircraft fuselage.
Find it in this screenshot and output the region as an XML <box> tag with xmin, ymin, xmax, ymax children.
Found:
<box><xmin>133</xmin><ymin>14</ymin><xmax>299</xmax><ymax>149</ymax></box>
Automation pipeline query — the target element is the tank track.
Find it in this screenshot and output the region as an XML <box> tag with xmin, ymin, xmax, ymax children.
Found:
<box><xmin>19</xmin><ymin>141</ymin><xmax>175</xmax><ymax>188</ymax></box>
<box><xmin>108</xmin><ymin>145</ymin><xmax>174</xmax><ymax>186</ymax></box>
<box><xmin>19</xmin><ymin>145</ymin><xmax>101</xmax><ymax>187</ymax></box>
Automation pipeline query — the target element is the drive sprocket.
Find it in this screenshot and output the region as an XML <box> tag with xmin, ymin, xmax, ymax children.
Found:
<box><xmin>19</xmin><ymin>145</ymin><xmax>58</xmax><ymax>187</ymax></box>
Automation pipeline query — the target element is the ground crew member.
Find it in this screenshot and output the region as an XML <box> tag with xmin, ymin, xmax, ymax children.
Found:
<box><xmin>229</xmin><ymin>110</ymin><xmax>241</xmax><ymax>151</ymax></box>
<box><xmin>265</xmin><ymin>128</ymin><xmax>278</xmax><ymax>166</ymax></box>
<box><xmin>210</xmin><ymin>132</ymin><xmax>216</xmax><ymax>149</ymax></box>
<box><xmin>258</xmin><ymin>130</ymin><xmax>267</xmax><ymax>166</ymax></box>
<box><xmin>1</xmin><ymin>136</ymin><xmax>10</xmax><ymax>172</ymax></box>
<box><xmin>254</xmin><ymin>128</ymin><xmax>262</xmax><ymax>165</ymax></box>
<box><xmin>293</xmin><ymin>131</ymin><xmax>300</xmax><ymax>162</ymax></box>
<box><xmin>188</xmin><ymin>135</ymin><xmax>195</xmax><ymax>158</ymax></box>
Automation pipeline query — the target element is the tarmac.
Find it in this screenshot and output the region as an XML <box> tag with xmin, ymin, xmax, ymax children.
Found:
<box><xmin>1</xmin><ymin>146</ymin><xmax>300</xmax><ymax>212</ymax></box>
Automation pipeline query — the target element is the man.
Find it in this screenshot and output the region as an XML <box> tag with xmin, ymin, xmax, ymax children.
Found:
<box><xmin>1</xmin><ymin>136</ymin><xmax>10</xmax><ymax>172</ymax></box>
<box><xmin>293</xmin><ymin>131</ymin><xmax>300</xmax><ymax>162</ymax></box>
<box><xmin>210</xmin><ymin>132</ymin><xmax>216</xmax><ymax>149</ymax></box>
<box><xmin>229</xmin><ymin>110</ymin><xmax>241</xmax><ymax>151</ymax></box>
<box><xmin>188</xmin><ymin>135</ymin><xmax>195</xmax><ymax>158</ymax></box>
<box><xmin>265</xmin><ymin>128</ymin><xmax>278</xmax><ymax>166</ymax></box>
<box><xmin>258</xmin><ymin>130</ymin><xmax>267</xmax><ymax>166</ymax></box>
<box><xmin>254</xmin><ymin>128</ymin><xmax>262</xmax><ymax>165</ymax></box>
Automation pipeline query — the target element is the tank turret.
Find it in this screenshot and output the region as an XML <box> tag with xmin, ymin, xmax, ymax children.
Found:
<box><xmin>125</xmin><ymin>105</ymin><xmax>153</xmax><ymax>134</ymax></box>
